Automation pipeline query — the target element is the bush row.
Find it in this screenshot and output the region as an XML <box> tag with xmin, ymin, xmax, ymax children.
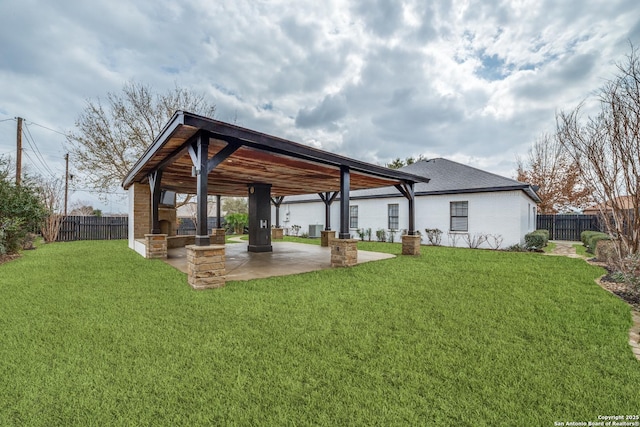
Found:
<box><xmin>524</xmin><ymin>229</ymin><xmax>549</xmax><ymax>250</ymax></box>
<box><xmin>580</xmin><ymin>230</ymin><xmax>611</xmax><ymax>254</ymax></box>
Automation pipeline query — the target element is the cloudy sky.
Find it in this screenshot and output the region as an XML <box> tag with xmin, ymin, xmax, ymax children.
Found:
<box><xmin>1</xmin><ymin>0</ymin><xmax>639</xmax><ymax>213</ymax></box>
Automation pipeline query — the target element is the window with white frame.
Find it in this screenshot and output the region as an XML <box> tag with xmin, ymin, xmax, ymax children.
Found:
<box><xmin>388</xmin><ymin>203</ymin><xmax>399</xmax><ymax>230</ymax></box>
<box><xmin>349</xmin><ymin>205</ymin><xmax>358</xmax><ymax>229</ymax></box>
<box><xmin>450</xmin><ymin>201</ymin><xmax>468</xmax><ymax>231</ymax></box>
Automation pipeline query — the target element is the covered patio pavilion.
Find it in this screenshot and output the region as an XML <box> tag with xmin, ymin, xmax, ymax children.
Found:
<box><xmin>122</xmin><ymin>111</ymin><xmax>430</xmax><ymax>289</ymax></box>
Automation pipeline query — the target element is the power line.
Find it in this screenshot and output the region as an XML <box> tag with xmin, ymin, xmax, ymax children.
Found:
<box><xmin>21</xmin><ymin>123</ymin><xmax>58</xmax><ymax>178</ymax></box>
<box><xmin>21</xmin><ymin>150</ymin><xmax>48</xmax><ymax>177</ymax></box>
<box><xmin>25</xmin><ymin>120</ymin><xmax>70</xmax><ymax>137</ymax></box>
<box><xmin>0</xmin><ymin>118</ymin><xmax>16</xmax><ymax>123</ymax></box>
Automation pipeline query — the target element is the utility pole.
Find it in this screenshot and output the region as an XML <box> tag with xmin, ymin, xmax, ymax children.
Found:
<box><xmin>64</xmin><ymin>153</ymin><xmax>69</xmax><ymax>217</ymax></box>
<box><xmin>15</xmin><ymin>117</ymin><xmax>23</xmax><ymax>185</ymax></box>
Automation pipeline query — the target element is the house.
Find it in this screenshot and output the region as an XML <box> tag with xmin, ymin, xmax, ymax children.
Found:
<box><xmin>582</xmin><ymin>195</ymin><xmax>637</xmax><ymax>216</ymax></box>
<box><xmin>275</xmin><ymin>158</ymin><xmax>540</xmax><ymax>249</ymax></box>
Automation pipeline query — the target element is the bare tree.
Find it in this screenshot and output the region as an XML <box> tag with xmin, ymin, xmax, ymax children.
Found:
<box><xmin>37</xmin><ymin>177</ymin><xmax>65</xmax><ymax>243</ymax></box>
<box><xmin>516</xmin><ymin>133</ymin><xmax>592</xmax><ymax>213</ymax></box>
<box><xmin>69</xmin><ymin>201</ymin><xmax>96</xmax><ymax>216</ymax></box>
<box><xmin>67</xmin><ymin>81</ymin><xmax>216</xmax><ymax>194</ymax></box>
<box><xmin>556</xmin><ymin>43</ymin><xmax>640</xmax><ymax>257</ymax></box>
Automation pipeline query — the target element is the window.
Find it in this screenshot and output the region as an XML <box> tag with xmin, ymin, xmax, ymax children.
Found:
<box><xmin>450</xmin><ymin>201</ymin><xmax>468</xmax><ymax>231</ymax></box>
<box><xmin>349</xmin><ymin>205</ymin><xmax>358</xmax><ymax>228</ymax></box>
<box><xmin>388</xmin><ymin>203</ymin><xmax>399</xmax><ymax>230</ymax></box>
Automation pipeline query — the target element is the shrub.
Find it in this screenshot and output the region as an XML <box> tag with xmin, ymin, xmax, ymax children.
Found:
<box><xmin>524</xmin><ymin>230</ymin><xmax>549</xmax><ymax>250</ymax></box>
<box><xmin>581</xmin><ymin>230</ymin><xmax>601</xmax><ymax>247</ymax></box>
<box><xmin>424</xmin><ymin>228</ymin><xmax>443</xmax><ymax>245</ymax></box>
<box><xmin>595</xmin><ymin>239</ymin><xmax>617</xmax><ymax>264</ymax></box>
<box><xmin>615</xmin><ymin>254</ymin><xmax>640</xmax><ymax>291</ymax></box>
<box><xmin>375</xmin><ymin>228</ymin><xmax>386</xmax><ymax>242</ymax></box>
<box><xmin>487</xmin><ymin>234</ymin><xmax>504</xmax><ymax>250</ymax></box>
<box><xmin>463</xmin><ymin>233</ymin><xmax>487</xmax><ymax>249</ymax></box>
<box><xmin>0</xmin><ymin>171</ymin><xmax>46</xmax><ymax>254</ymax></box>
<box><xmin>225</xmin><ymin>213</ymin><xmax>249</xmax><ymax>234</ymax></box>
<box><xmin>356</xmin><ymin>228</ymin><xmax>366</xmax><ymax>241</ymax></box>
<box><xmin>387</xmin><ymin>229</ymin><xmax>397</xmax><ymax>243</ymax></box>
<box><xmin>580</xmin><ymin>231</ymin><xmax>610</xmax><ymax>254</ymax></box>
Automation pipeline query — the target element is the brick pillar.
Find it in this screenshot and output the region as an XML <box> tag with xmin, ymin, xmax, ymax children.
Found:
<box><xmin>271</xmin><ymin>228</ymin><xmax>284</xmax><ymax>240</ymax></box>
<box><xmin>186</xmin><ymin>245</ymin><xmax>226</xmax><ymax>290</ymax></box>
<box><xmin>402</xmin><ymin>234</ymin><xmax>421</xmax><ymax>255</ymax></box>
<box><xmin>331</xmin><ymin>238</ymin><xmax>358</xmax><ymax>267</ymax></box>
<box><xmin>210</xmin><ymin>228</ymin><xmax>226</xmax><ymax>245</ymax></box>
<box><xmin>321</xmin><ymin>230</ymin><xmax>336</xmax><ymax>247</ymax></box>
<box><xmin>145</xmin><ymin>234</ymin><xmax>167</xmax><ymax>259</ymax></box>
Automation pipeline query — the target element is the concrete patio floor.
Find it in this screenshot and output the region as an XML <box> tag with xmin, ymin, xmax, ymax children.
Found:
<box><xmin>164</xmin><ymin>239</ymin><xmax>395</xmax><ymax>281</ymax></box>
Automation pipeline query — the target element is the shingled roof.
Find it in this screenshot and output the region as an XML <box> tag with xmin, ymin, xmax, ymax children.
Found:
<box><xmin>286</xmin><ymin>158</ymin><xmax>540</xmax><ymax>202</ymax></box>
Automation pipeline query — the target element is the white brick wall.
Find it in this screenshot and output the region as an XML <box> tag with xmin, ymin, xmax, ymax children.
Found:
<box><xmin>275</xmin><ymin>190</ymin><xmax>536</xmax><ymax>249</ymax></box>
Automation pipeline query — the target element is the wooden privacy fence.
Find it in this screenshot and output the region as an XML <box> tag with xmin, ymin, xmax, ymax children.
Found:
<box><xmin>55</xmin><ymin>216</ymin><xmax>226</xmax><ymax>241</ymax></box>
<box><xmin>57</xmin><ymin>216</ymin><xmax>128</xmax><ymax>241</ymax></box>
<box><xmin>536</xmin><ymin>214</ymin><xmax>603</xmax><ymax>241</ymax></box>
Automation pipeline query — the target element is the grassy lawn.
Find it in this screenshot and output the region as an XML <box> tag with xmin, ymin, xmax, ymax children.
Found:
<box><xmin>573</xmin><ymin>243</ymin><xmax>590</xmax><ymax>257</ymax></box>
<box><xmin>543</xmin><ymin>241</ymin><xmax>557</xmax><ymax>253</ymax></box>
<box><xmin>1</xmin><ymin>240</ymin><xmax>638</xmax><ymax>426</ymax></box>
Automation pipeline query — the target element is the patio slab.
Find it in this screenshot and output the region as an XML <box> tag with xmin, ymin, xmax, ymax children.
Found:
<box><xmin>164</xmin><ymin>240</ymin><xmax>395</xmax><ymax>281</ymax></box>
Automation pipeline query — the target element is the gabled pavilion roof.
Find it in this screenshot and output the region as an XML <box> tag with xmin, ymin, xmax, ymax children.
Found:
<box><xmin>122</xmin><ymin>111</ymin><xmax>430</xmax><ymax>196</ymax></box>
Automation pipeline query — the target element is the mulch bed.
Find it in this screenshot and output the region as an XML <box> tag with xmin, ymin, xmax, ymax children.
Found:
<box><xmin>0</xmin><ymin>253</ymin><xmax>20</xmax><ymax>266</ymax></box>
<box><xmin>588</xmin><ymin>259</ymin><xmax>640</xmax><ymax>311</ymax></box>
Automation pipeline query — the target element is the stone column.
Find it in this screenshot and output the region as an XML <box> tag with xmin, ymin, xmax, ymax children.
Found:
<box><xmin>321</xmin><ymin>230</ymin><xmax>336</xmax><ymax>247</ymax></box>
<box><xmin>402</xmin><ymin>234</ymin><xmax>421</xmax><ymax>255</ymax></box>
<box><xmin>186</xmin><ymin>245</ymin><xmax>226</xmax><ymax>290</ymax></box>
<box><xmin>271</xmin><ymin>228</ymin><xmax>284</xmax><ymax>240</ymax></box>
<box><xmin>145</xmin><ymin>234</ymin><xmax>167</xmax><ymax>259</ymax></box>
<box><xmin>210</xmin><ymin>228</ymin><xmax>226</xmax><ymax>245</ymax></box>
<box><xmin>331</xmin><ymin>238</ymin><xmax>358</xmax><ymax>267</ymax></box>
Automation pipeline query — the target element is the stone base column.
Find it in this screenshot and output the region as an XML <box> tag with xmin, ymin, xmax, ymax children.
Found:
<box><xmin>402</xmin><ymin>234</ymin><xmax>421</xmax><ymax>255</ymax></box>
<box><xmin>210</xmin><ymin>228</ymin><xmax>226</xmax><ymax>245</ymax></box>
<box><xmin>186</xmin><ymin>245</ymin><xmax>225</xmax><ymax>290</ymax></box>
<box><xmin>321</xmin><ymin>230</ymin><xmax>336</xmax><ymax>247</ymax></box>
<box><xmin>145</xmin><ymin>234</ymin><xmax>167</xmax><ymax>259</ymax></box>
<box><xmin>331</xmin><ymin>238</ymin><xmax>358</xmax><ymax>267</ymax></box>
<box><xmin>272</xmin><ymin>228</ymin><xmax>284</xmax><ymax>240</ymax></box>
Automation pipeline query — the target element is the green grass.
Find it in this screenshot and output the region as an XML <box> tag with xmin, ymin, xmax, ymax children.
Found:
<box><xmin>225</xmin><ymin>234</ymin><xmax>245</xmax><ymax>243</ymax></box>
<box><xmin>543</xmin><ymin>241</ymin><xmax>557</xmax><ymax>253</ymax></box>
<box><xmin>1</xmin><ymin>240</ymin><xmax>638</xmax><ymax>426</ymax></box>
<box><xmin>573</xmin><ymin>243</ymin><xmax>590</xmax><ymax>257</ymax></box>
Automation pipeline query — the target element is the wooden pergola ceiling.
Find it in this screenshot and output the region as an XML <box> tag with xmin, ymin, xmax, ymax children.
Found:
<box><xmin>122</xmin><ymin>111</ymin><xmax>430</xmax><ymax>196</ymax></box>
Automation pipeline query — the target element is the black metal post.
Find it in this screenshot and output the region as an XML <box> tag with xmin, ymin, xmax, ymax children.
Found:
<box><xmin>195</xmin><ymin>132</ymin><xmax>210</xmax><ymax>246</ymax></box>
<box><xmin>407</xmin><ymin>182</ymin><xmax>416</xmax><ymax>236</ymax></box>
<box><xmin>318</xmin><ymin>192</ymin><xmax>339</xmax><ymax>230</ymax></box>
<box><xmin>149</xmin><ymin>169</ymin><xmax>162</xmax><ymax>234</ymax></box>
<box><xmin>325</xmin><ymin>193</ymin><xmax>331</xmax><ymax>230</ymax></box>
<box><xmin>270</xmin><ymin>196</ymin><xmax>284</xmax><ymax>228</ymax></box>
<box><xmin>339</xmin><ymin>166</ymin><xmax>350</xmax><ymax>239</ymax></box>
<box><xmin>216</xmin><ymin>195</ymin><xmax>221</xmax><ymax>229</ymax></box>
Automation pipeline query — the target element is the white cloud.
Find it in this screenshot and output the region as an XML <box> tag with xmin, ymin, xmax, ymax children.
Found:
<box><xmin>1</xmin><ymin>0</ymin><xmax>639</xmax><ymax>212</ymax></box>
